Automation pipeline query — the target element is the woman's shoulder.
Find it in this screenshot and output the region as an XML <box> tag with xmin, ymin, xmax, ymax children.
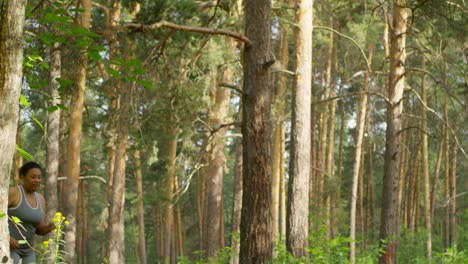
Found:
<box><xmin>8</xmin><ymin>185</ymin><xmax>20</xmax><ymax>208</ymax></box>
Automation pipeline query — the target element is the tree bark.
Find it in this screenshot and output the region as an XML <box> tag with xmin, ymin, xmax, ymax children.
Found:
<box><xmin>240</xmin><ymin>0</ymin><xmax>273</xmax><ymax>262</ymax></box>
<box><xmin>286</xmin><ymin>0</ymin><xmax>312</xmax><ymax>259</ymax></box>
<box><xmin>379</xmin><ymin>1</ymin><xmax>408</xmax><ymax>263</ymax></box>
<box><xmin>0</xmin><ymin>0</ymin><xmax>27</xmax><ymax>262</ymax></box>
<box><xmin>443</xmin><ymin>100</ymin><xmax>450</xmax><ymax>249</ymax></box>
<box><xmin>134</xmin><ymin>150</ymin><xmax>147</xmax><ymax>264</ymax></box>
<box><xmin>350</xmin><ymin>43</ymin><xmax>372</xmax><ymax>264</ymax></box>
<box><xmin>420</xmin><ymin>55</ymin><xmax>432</xmax><ymax>261</ymax></box>
<box><xmin>230</xmin><ymin>137</ymin><xmax>243</xmax><ymax>264</ymax></box>
<box><xmin>203</xmin><ymin>38</ymin><xmax>233</xmax><ymax>258</ymax></box>
<box><xmin>272</xmin><ymin>0</ymin><xmax>290</xmax><ymax>244</ymax></box>
<box><xmin>13</xmin><ymin>116</ymin><xmax>22</xmax><ymax>186</ymax></box>
<box><xmin>449</xmin><ymin>135</ymin><xmax>457</xmax><ymax>247</ymax></box>
<box><xmin>64</xmin><ymin>0</ymin><xmax>91</xmax><ymax>261</ymax></box>
<box><xmin>164</xmin><ymin>130</ymin><xmax>178</xmax><ymax>263</ymax></box>
<box><xmin>45</xmin><ymin>42</ymin><xmax>61</xmax><ymax>227</ymax></box>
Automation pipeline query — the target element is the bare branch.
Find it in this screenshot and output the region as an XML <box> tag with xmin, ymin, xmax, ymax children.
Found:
<box><xmin>408</xmin><ymin>88</ymin><xmax>468</xmax><ymax>160</ymax></box>
<box><xmin>124</xmin><ymin>20</ymin><xmax>252</xmax><ymax>46</ymax></box>
<box><xmin>314</xmin><ymin>26</ymin><xmax>372</xmax><ymax>73</ymax></box>
<box><xmin>313</xmin><ymin>91</ymin><xmax>391</xmax><ymax>104</ymax></box>
<box><xmin>219</xmin><ymin>82</ymin><xmax>243</xmax><ymax>94</ymax></box>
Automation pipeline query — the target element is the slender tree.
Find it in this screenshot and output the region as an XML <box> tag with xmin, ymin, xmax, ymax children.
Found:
<box><xmin>203</xmin><ymin>37</ymin><xmax>233</xmax><ymax>258</ymax></box>
<box><xmin>287</xmin><ymin>0</ymin><xmax>312</xmax><ymax>258</ymax></box>
<box><xmin>420</xmin><ymin>56</ymin><xmax>432</xmax><ymax>261</ymax></box>
<box><xmin>0</xmin><ymin>0</ymin><xmax>27</xmax><ymax>261</ymax></box>
<box><xmin>350</xmin><ymin>43</ymin><xmax>373</xmax><ymax>264</ymax></box>
<box><xmin>64</xmin><ymin>0</ymin><xmax>91</xmax><ymax>261</ymax></box>
<box><xmin>379</xmin><ymin>1</ymin><xmax>408</xmax><ymax>263</ymax></box>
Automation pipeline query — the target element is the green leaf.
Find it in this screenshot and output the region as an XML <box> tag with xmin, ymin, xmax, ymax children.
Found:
<box><xmin>138</xmin><ymin>79</ymin><xmax>154</xmax><ymax>89</ymax></box>
<box><xmin>16</xmin><ymin>145</ymin><xmax>33</xmax><ymax>161</ymax></box>
<box><xmin>11</xmin><ymin>216</ymin><xmax>22</xmax><ymax>224</ymax></box>
<box><xmin>0</xmin><ymin>212</ymin><xmax>5</xmax><ymax>218</ymax></box>
<box><xmin>132</xmin><ymin>68</ymin><xmax>145</xmax><ymax>75</ymax></box>
<box><xmin>57</xmin><ymin>103</ymin><xmax>69</xmax><ymax>111</ymax></box>
<box><xmin>126</xmin><ymin>58</ymin><xmax>142</xmax><ymax>68</ymax></box>
<box><xmin>39</xmin><ymin>13</ymin><xmax>69</xmax><ymax>24</ymax></box>
<box><xmin>31</xmin><ymin>115</ymin><xmax>45</xmax><ymax>131</ymax></box>
<box><xmin>56</xmin><ymin>78</ymin><xmax>74</xmax><ymax>88</ymax></box>
<box><xmin>106</xmin><ymin>67</ymin><xmax>121</xmax><ymax>78</ymax></box>
<box><xmin>20</xmin><ymin>95</ymin><xmax>30</xmax><ymax>107</ymax></box>
<box><xmin>88</xmin><ymin>49</ymin><xmax>102</xmax><ymax>61</ymax></box>
<box><xmin>47</xmin><ymin>106</ymin><xmax>59</xmax><ymax>112</ymax></box>
<box><xmin>18</xmin><ymin>240</ymin><xmax>27</xmax><ymax>245</ymax></box>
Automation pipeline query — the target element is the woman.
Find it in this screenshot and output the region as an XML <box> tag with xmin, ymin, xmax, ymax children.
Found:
<box><xmin>8</xmin><ymin>161</ymin><xmax>55</xmax><ymax>264</ymax></box>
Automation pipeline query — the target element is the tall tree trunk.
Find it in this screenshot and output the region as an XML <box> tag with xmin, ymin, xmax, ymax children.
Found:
<box><xmin>134</xmin><ymin>149</ymin><xmax>147</xmax><ymax>264</ymax></box>
<box><xmin>279</xmin><ymin>124</ymin><xmax>287</xmax><ymax>240</ymax></box>
<box><xmin>154</xmin><ymin>206</ymin><xmax>163</xmax><ymax>263</ymax></box>
<box><xmin>230</xmin><ymin>137</ymin><xmax>243</xmax><ymax>264</ymax></box>
<box><xmin>45</xmin><ymin>42</ymin><xmax>61</xmax><ymax>226</ymax></box>
<box><xmin>203</xmin><ymin>38</ymin><xmax>233</xmax><ymax>258</ymax></box>
<box><xmin>272</xmin><ymin>0</ymin><xmax>290</xmax><ymax>244</ymax></box>
<box><xmin>365</xmin><ymin>142</ymin><xmax>375</xmax><ymax>241</ymax></box>
<box><xmin>108</xmin><ymin>84</ymin><xmax>130</xmax><ymax>263</ymax></box>
<box><xmin>13</xmin><ymin>116</ymin><xmax>22</xmax><ymax>186</ymax></box>
<box><xmin>324</xmin><ymin>17</ymin><xmax>336</xmax><ymax>240</ymax></box>
<box><xmin>197</xmin><ymin>165</ymin><xmax>206</xmax><ymax>252</ymax></box>
<box><xmin>0</xmin><ymin>0</ymin><xmax>27</xmax><ymax>261</ymax></box>
<box><xmin>420</xmin><ymin>55</ymin><xmax>432</xmax><ymax>261</ymax></box>
<box><xmin>240</xmin><ymin>0</ymin><xmax>273</xmax><ymax>262</ymax></box>
<box><xmin>443</xmin><ymin>100</ymin><xmax>450</xmax><ymax>249</ymax></box>
<box><xmin>164</xmin><ymin>130</ymin><xmax>178</xmax><ymax>263</ymax></box>
<box><xmin>449</xmin><ymin>137</ymin><xmax>457</xmax><ymax>247</ymax></box>
<box><xmin>349</xmin><ymin>43</ymin><xmax>373</xmax><ymax>264</ymax></box>
<box><xmin>58</xmin><ymin>94</ymin><xmax>69</xmax><ymax>213</ymax></box>
<box><xmin>286</xmin><ymin>0</ymin><xmax>312</xmax><ymax>259</ymax></box>
<box><xmin>398</xmin><ymin>118</ymin><xmax>409</xmax><ymax>228</ymax></box>
<box><xmin>64</xmin><ymin>0</ymin><xmax>91</xmax><ymax>261</ymax></box>
<box><xmin>379</xmin><ymin>1</ymin><xmax>408</xmax><ymax>263</ymax></box>
<box><xmin>174</xmin><ymin>174</ymin><xmax>184</xmax><ymax>258</ymax></box>
<box><xmin>430</xmin><ymin>142</ymin><xmax>443</xmax><ymax>220</ymax></box>
<box><xmin>333</xmin><ymin>88</ymin><xmax>345</xmax><ymax>237</ymax></box>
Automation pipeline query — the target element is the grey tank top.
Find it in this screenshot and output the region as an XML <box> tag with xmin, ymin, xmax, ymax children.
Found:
<box><xmin>8</xmin><ymin>185</ymin><xmax>44</xmax><ymax>248</ymax></box>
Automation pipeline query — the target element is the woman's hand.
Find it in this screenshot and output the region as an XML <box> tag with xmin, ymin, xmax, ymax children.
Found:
<box><xmin>36</xmin><ymin>222</ymin><xmax>56</xmax><ymax>235</ymax></box>
<box><xmin>9</xmin><ymin>236</ymin><xmax>19</xmax><ymax>249</ymax></box>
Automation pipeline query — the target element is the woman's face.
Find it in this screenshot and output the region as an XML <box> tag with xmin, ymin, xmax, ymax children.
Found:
<box><xmin>22</xmin><ymin>168</ymin><xmax>41</xmax><ymax>192</ymax></box>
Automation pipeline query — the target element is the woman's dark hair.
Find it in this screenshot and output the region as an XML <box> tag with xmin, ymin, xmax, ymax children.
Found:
<box><xmin>19</xmin><ymin>162</ymin><xmax>42</xmax><ymax>177</ymax></box>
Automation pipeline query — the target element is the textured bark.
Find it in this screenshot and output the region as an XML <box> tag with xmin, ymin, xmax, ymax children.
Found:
<box><xmin>443</xmin><ymin>101</ymin><xmax>450</xmax><ymax>249</ymax></box>
<box><xmin>240</xmin><ymin>0</ymin><xmax>273</xmax><ymax>262</ymax></box>
<box><xmin>134</xmin><ymin>150</ymin><xmax>147</xmax><ymax>264</ymax></box>
<box><xmin>286</xmin><ymin>0</ymin><xmax>312</xmax><ymax>258</ymax></box>
<box><xmin>64</xmin><ymin>0</ymin><xmax>91</xmax><ymax>261</ymax></box>
<box><xmin>174</xmin><ymin>175</ymin><xmax>184</xmax><ymax>257</ymax></box>
<box><xmin>379</xmin><ymin>1</ymin><xmax>408</xmax><ymax>263</ymax></box>
<box><xmin>365</xmin><ymin>142</ymin><xmax>375</xmax><ymax>240</ymax></box>
<box><xmin>230</xmin><ymin>137</ymin><xmax>243</xmax><ymax>264</ymax></box>
<box><xmin>203</xmin><ymin>38</ymin><xmax>233</xmax><ymax>258</ymax></box>
<box><xmin>107</xmin><ymin>86</ymin><xmax>130</xmax><ymax>263</ymax></box>
<box><xmin>430</xmin><ymin>142</ymin><xmax>443</xmax><ymax>219</ymax></box>
<box><xmin>45</xmin><ymin>42</ymin><xmax>61</xmax><ymax>226</ymax></box>
<box><xmin>271</xmin><ymin>1</ymin><xmax>290</xmax><ymax>243</ymax></box>
<box><xmin>164</xmin><ymin>132</ymin><xmax>178</xmax><ymax>263</ymax></box>
<box><xmin>13</xmin><ymin>116</ymin><xmax>22</xmax><ymax>186</ymax></box>
<box><xmin>350</xmin><ymin>43</ymin><xmax>372</xmax><ymax>264</ymax></box>
<box><xmin>332</xmin><ymin>87</ymin><xmax>345</xmax><ymax>238</ymax></box>
<box><xmin>420</xmin><ymin>56</ymin><xmax>432</xmax><ymax>261</ymax></box>
<box><xmin>324</xmin><ymin>17</ymin><xmax>336</xmax><ymax>239</ymax></box>
<box><xmin>449</xmin><ymin>136</ymin><xmax>457</xmax><ymax>247</ymax></box>
<box><xmin>0</xmin><ymin>0</ymin><xmax>27</xmax><ymax>262</ymax></box>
